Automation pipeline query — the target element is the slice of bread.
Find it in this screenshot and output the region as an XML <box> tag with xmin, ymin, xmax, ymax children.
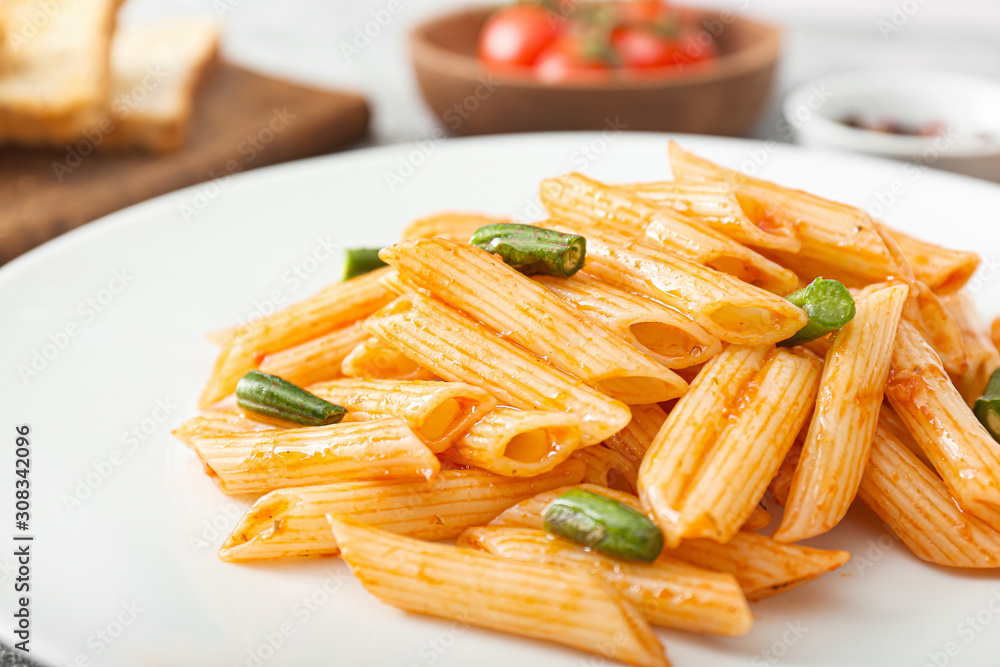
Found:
<box><xmin>102</xmin><ymin>20</ymin><xmax>220</xmax><ymax>152</ymax></box>
<box><xmin>0</xmin><ymin>0</ymin><xmax>123</xmax><ymax>145</ymax></box>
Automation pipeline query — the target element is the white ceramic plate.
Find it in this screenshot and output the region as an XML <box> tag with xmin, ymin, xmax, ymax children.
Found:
<box><xmin>3</xmin><ymin>133</ymin><xmax>1000</xmax><ymax>667</ymax></box>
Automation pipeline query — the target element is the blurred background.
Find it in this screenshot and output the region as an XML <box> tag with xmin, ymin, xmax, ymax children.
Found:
<box><xmin>127</xmin><ymin>0</ymin><xmax>1000</xmax><ymax>143</ymax></box>
<box><xmin>1</xmin><ymin>0</ymin><xmax>999</xmax><ymax>263</ymax></box>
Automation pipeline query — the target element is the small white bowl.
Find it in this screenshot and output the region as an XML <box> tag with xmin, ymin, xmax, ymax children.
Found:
<box><xmin>783</xmin><ymin>69</ymin><xmax>1000</xmax><ymax>181</ymax></box>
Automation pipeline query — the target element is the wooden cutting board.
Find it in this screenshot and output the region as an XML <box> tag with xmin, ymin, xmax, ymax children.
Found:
<box><xmin>0</xmin><ymin>62</ymin><xmax>370</xmax><ymax>265</ymax></box>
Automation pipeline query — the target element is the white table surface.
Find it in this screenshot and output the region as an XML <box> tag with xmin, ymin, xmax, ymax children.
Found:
<box><xmin>121</xmin><ymin>0</ymin><xmax>1000</xmax><ymax>147</ymax></box>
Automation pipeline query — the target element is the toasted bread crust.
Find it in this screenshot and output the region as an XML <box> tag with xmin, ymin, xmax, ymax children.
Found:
<box><xmin>100</xmin><ymin>20</ymin><xmax>221</xmax><ymax>152</ymax></box>
<box><xmin>0</xmin><ymin>6</ymin><xmax>218</xmax><ymax>152</ymax></box>
<box><xmin>0</xmin><ymin>0</ymin><xmax>125</xmax><ymax>145</ymax></box>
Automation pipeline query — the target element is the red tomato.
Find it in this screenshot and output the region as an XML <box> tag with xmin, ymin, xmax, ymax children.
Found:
<box><xmin>478</xmin><ymin>3</ymin><xmax>562</xmax><ymax>67</ymax></box>
<box><xmin>534</xmin><ymin>38</ymin><xmax>611</xmax><ymax>83</ymax></box>
<box><xmin>611</xmin><ymin>26</ymin><xmax>676</xmax><ymax>68</ymax></box>
<box><xmin>612</xmin><ymin>25</ymin><xmax>716</xmax><ymax>70</ymax></box>
<box><xmin>618</xmin><ymin>0</ymin><xmax>672</xmax><ymax>25</ymax></box>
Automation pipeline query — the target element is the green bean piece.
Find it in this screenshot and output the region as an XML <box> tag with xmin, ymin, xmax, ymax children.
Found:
<box><xmin>778</xmin><ymin>278</ymin><xmax>856</xmax><ymax>347</ymax></box>
<box><xmin>543</xmin><ymin>488</ymin><xmax>663</xmax><ymax>562</ymax></box>
<box><xmin>235</xmin><ymin>370</ymin><xmax>347</xmax><ymax>427</ymax></box>
<box><xmin>469</xmin><ymin>223</ymin><xmax>586</xmax><ymax>278</ymax></box>
<box><xmin>974</xmin><ymin>367</ymin><xmax>1000</xmax><ymax>442</ymax></box>
<box><xmin>343</xmin><ymin>248</ymin><xmax>387</xmax><ymax>280</ymax></box>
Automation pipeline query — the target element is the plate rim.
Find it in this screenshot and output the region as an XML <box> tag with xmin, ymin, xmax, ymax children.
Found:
<box><xmin>5</xmin><ymin>130</ymin><xmax>1000</xmax><ymax>287</ymax></box>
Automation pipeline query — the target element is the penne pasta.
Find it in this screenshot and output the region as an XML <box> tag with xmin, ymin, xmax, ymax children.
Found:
<box><xmin>885</xmin><ymin>320</ymin><xmax>1000</xmax><ymax>529</ymax></box>
<box><xmin>803</xmin><ymin>336</ymin><xmax>832</xmax><ymax>359</ymax></box>
<box><xmin>340</xmin><ymin>336</ymin><xmax>438</xmax><ymax>381</ymax></box>
<box><xmin>536</xmin><ymin>273</ymin><xmax>721</xmax><ymax>369</ymax></box>
<box><xmin>177</xmin><ymin>142</ymin><xmax>1000</xmax><ymax>663</ymax></box>
<box><xmin>667</xmin><ymin>142</ymin><xmax>905</xmax><ymax>285</ymax></box>
<box><xmin>307</xmin><ymin>378</ymin><xmax>496</xmax><ymax>452</ymax></box>
<box><xmin>198</xmin><ymin>268</ymin><xmax>395</xmax><ymax>407</ymax></box>
<box><xmin>188</xmin><ymin>418</ymin><xmax>439</xmax><ymax>495</ymax></box>
<box><xmin>544</xmin><ymin>221</ymin><xmax>807</xmax><ymax>346</ymax></box>
<box><xmin>382</xmin><ymin>239</ymin><xmax>688</xmax><ymax>404</ymax></box>
<box><xmin>774</xmin><ymin>283</ymin><xmax>909</xmax><ymax>543</ymax></box>
<box><xmin>869</xmin><ymin>226</ymin><xmax>969</xmax><ymax>378</ymax></box>
<box><xmin>173</xmin><ymin>410</ymin><xmax>272</xmax><ymax>447</ymax></box>
<box><xmin>668</xmin><ymin>530</ymin><xmax>851</xmax><ymax>601</ymax></box>
<box><xmin>742</xmin><ymin>504</ymin><xmax>772</xmax><ymax>532</ymax></box>
<box><xmin>571</xmin><ymin>443</ymin><xmax>639</xmax><ymax>493</ymax></box>
<box><xmin>256</xmin><ymin>322</ymin><xmax>368</xmax><ymax>387</ymax></box>
<box><xmin>867</xmin><ymin>226</ymin><xmax>966</xmax><ymax>376</ymax></box>
<box><xmin>942</xmin><ymin>290</ymin><xmax>1000</xmax><ymax>406</ymax></box>
<box><xmin>176</xmin><ymin>379</ymin><xmax>494</xmax><ymax>453</ymax></box>
<box><xmin>620</xmin><ymin>179</ymin><xmax>801</xmax><ymax>252</ymax></box>
<box><xmin>601</xmin><ymin>403</ymin><xmax>668</xmax><ymax>474</ymax></box>
<box><xmin>886</xmin><ymin>228</ymin><xmax>979</xmax><ymax>295</ymax></box>
<box><xmin>487</xmin><ymin>483</ymin><xmax>602</xmax><ymax>530</ymax></box>
<box><xmin>218</xmin><ymin>461</ymin><xmax>585</xmax><ymax>561</ymax></box>
<box><xmin>767</xmin><ymin>439</ymin><xmax>801</xmax><ymax>507</ymax></box>
<box><xmin>639</xmin><ymin>345</ymin><xmax>822</xmax><ymax>546</ymax></box>
<box><xmin>206</xmin><ymin>326</ymin><xmax>235</xmax><ymax>347</ymax></box>
<box><xmin>447</xmin><ymin>408</ymin><xmax>583</xmax><ymax>476</ymax></box>
<box><xmin>364</xmin><ymin>292</ymin><xmax>632</xmax><ymax>445</ymax></box>
<box><xmin>328</xmin><ymin>516</ymin><xmax>670</xmax><ymax>667</ymax></box>
<box><xmin>876</xmin><ymin>403</ymin><xmax>936</xmax><ymax>468</ymax></box>
<box><xmin>399</xmin><ymin>211</ymin><xmax>502</xmax><ymax>242</ymax></box>
<box><xmin>459</xmin><ymin>526</ymin><xmax>753</xmax><ymax>637</ymax></box>
<box><xmin>541</xmin><ymin>173</ymin><xmax>799</xmax><ymax>295</ymax></box>
<box><xmin>858</xmin><ymin>412</ymin><xmax>1000</xmax><ymax>568</ymax></box>
<box><xmin>910</xmin><ymin>280</ymin><xmax>970</xmax><ymax>378</ymax></box>
<box><xmin>377</xmin><ymin>269</ymin><xmax>410</xmax><ymax>296</ymax></box>
<box><xmin>490</xmin><ymin>484</ymin><xmax>851</xmax><ymax>600</ymax></box>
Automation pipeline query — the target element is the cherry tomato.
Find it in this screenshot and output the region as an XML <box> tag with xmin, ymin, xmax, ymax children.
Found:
<box><xmin>618</xmin><ymin>0</ymin><xmax>672</xmax><ymax>25</ymax></box>
<box><xmin>612</xmin><ymin>25</ymin><xmax>716</xmax><ymax>70</ymax></box>
<box><xmin>477</xmin><ymin>1</ymin><xmax>719</xmax><ymax>78</ymax></box>
<box><xmin>611</xmin><ymin>26</ymin><xmax>676</xmax><ymax>68</ymax></box>
<box><xmin>478</xmin><ymin>3</ymin><xmax>562</xmax><ymax>67</ymax></box>
<box><xmin>534</xmin><ymin>38</ymin><xmax>611</xmax><ymax>83</ymax></box>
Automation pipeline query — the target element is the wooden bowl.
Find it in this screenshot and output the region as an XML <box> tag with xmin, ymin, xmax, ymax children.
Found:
<box><xmin>410</xmin><ymin>6</ymin><xmax>782</xmax><ymax>136</ymax></box>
